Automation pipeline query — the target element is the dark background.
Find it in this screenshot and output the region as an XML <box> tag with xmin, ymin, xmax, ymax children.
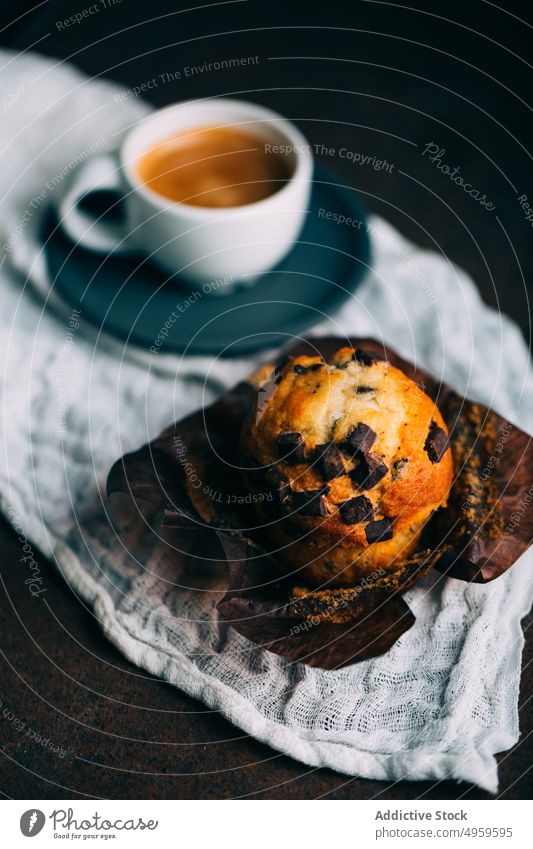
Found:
<box><xmin>0</xmin><ymin>0</ymin><xmax>532</xmax><ymax>799</ymax></box>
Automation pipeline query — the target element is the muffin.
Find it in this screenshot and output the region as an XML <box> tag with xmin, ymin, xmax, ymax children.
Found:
<box><xmin>240</xmin><ymin>346</ymin><xmax>453</xmax><ymax>588</ymax></box>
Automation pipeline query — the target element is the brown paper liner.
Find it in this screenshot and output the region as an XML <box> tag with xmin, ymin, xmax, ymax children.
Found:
<box><xmin>107</xmin><ymin>337</ymin><xmax>533</xmax><ymax>669</ymax></box>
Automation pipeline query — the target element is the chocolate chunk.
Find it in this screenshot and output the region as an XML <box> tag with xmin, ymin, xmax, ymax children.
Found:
<box><xmin>316</xmin><ymin>443</ymin><xmax>345</xmax><ymax>479</ymax></box>
<box><xmin>352</xmin><ymin>348</ymin><xmax>375</xmax><ymax>366</ymax></box>
<box><xmin>424</xmin><ymin>420</ymin><xmax>449</xmax><ymax>463</ymax></box>
<box><xmin>343</xmin><ymin>422</ymin><xmax>377</xmax><ymax>455</ymax></box>
<box><xmin>365</xmin><ymin>516</ymin><xmax>393</xmax><ymax>543</ymax></box>
<box><xmin>356</xmin><ymin>385</ymin><xmax>374</xmax><ymax>394</ymax></box>
<box><xmin>264</xmin><ymin>469</ymin><xmax>290</xmax><ymax>504</ymax></box>
<box><xmin>339</xmin><ymin>495</ymin><xmax>374</xmax><ymax>524</ymax></box>
<box><xmin>392</xmin><ymin>457</ymin><xmax>409</xmax><ymax>479</ymax></box>
<box><xmin>351</xmin><ymin>454</ymin><xmax>389</xmax><ymax>489</ymax></box>
<box><xmin>294</xmin><ymin>362</ymin><xmax>322</xmax><ymax>375</ymax></box>
<box><xmin>276</xmin><ymin>431</ymin><xmax>306</xmax><ymax>463</ymax></box>
<box><xmin>292</xmin><ymin>489</ymin><xmax>328</xmax><ymax>516</ymax></box>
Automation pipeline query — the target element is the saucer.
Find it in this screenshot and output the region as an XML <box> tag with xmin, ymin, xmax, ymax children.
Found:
<box><xmin>42</xmin><ymin>167</ymin><xmax>371</xmax><ymax>356</ymax></box>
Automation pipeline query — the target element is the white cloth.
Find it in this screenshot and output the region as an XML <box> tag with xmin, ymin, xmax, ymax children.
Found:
<box><xmin>0</xmin><ymin>50</ymin><xmax>531</xmax><ymax>794</ymax></box>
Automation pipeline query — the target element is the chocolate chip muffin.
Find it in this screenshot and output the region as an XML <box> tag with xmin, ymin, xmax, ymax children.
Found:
<box><xmin>240</xmin><ymin>346</ymin><xmax>453</xmax><ymax>588</ymax></box>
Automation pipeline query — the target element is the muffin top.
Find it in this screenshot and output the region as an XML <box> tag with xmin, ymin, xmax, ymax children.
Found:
<box><xmin>241</xmin><ymin>346</ymin><xmax>453</xmax><ymax>547</ymax></box>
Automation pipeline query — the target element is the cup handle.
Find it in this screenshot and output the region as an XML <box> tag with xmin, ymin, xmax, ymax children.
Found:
<box><xmin>58</xmin><ymin>153</ymin><xmax>135</xmax><ymax>254</ymax></box>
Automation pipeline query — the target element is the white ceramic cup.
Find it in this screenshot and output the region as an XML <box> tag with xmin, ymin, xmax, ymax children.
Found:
<box><xmin>58</xmin><ymin>98</ymin><xmax>313</xmax><ymax>288</ymax></box>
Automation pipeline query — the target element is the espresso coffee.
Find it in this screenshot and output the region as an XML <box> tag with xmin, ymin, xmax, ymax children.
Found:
<box><xmin>137</xmin><ymin>125</ymin><xmax>291</xmax><ymax>208</ymax></box>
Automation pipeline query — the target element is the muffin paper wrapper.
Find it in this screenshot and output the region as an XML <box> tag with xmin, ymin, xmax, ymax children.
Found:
<box><xmin>107</xmin><ymin>337</ymin><xmax>533</xmax><ymax>669</ymax></box>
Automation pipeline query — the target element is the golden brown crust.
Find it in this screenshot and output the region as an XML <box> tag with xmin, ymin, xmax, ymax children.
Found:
<box><xmin>240</xmin><ymin>346</ymin><xmax>453</xmax><ymax>587</ymax></box>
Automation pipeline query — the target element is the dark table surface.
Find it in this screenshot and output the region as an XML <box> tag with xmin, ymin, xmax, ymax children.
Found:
<box><xmin>1</xmin><ymin>0</ymin><xmax>532</xmax><ymax>799</ymax></box>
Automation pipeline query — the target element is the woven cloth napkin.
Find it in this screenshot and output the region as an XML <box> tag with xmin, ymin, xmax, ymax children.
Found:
<box><xmin>1</xmin><ymin>50</ymin><xmax>531</xmax><ymax>794</ymax></box>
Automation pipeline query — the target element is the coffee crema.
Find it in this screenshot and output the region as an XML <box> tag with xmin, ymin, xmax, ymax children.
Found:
<box><xmin>136</xmin><ymin>125</ymin><xmax>292</xmax><ymax>208</ymax></box>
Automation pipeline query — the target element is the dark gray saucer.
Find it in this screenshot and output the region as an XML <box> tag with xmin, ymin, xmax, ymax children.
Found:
<box><xmin>42</xmin><ymin>167</ymin><xmax>371</xmax><ymax>356</ymax></box>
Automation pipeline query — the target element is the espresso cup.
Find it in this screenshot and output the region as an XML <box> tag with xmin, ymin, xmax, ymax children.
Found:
<box><xmin>58</xmin><ymin>98</ymin><xmax>313</xmax><ymax>287</ymax></box>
